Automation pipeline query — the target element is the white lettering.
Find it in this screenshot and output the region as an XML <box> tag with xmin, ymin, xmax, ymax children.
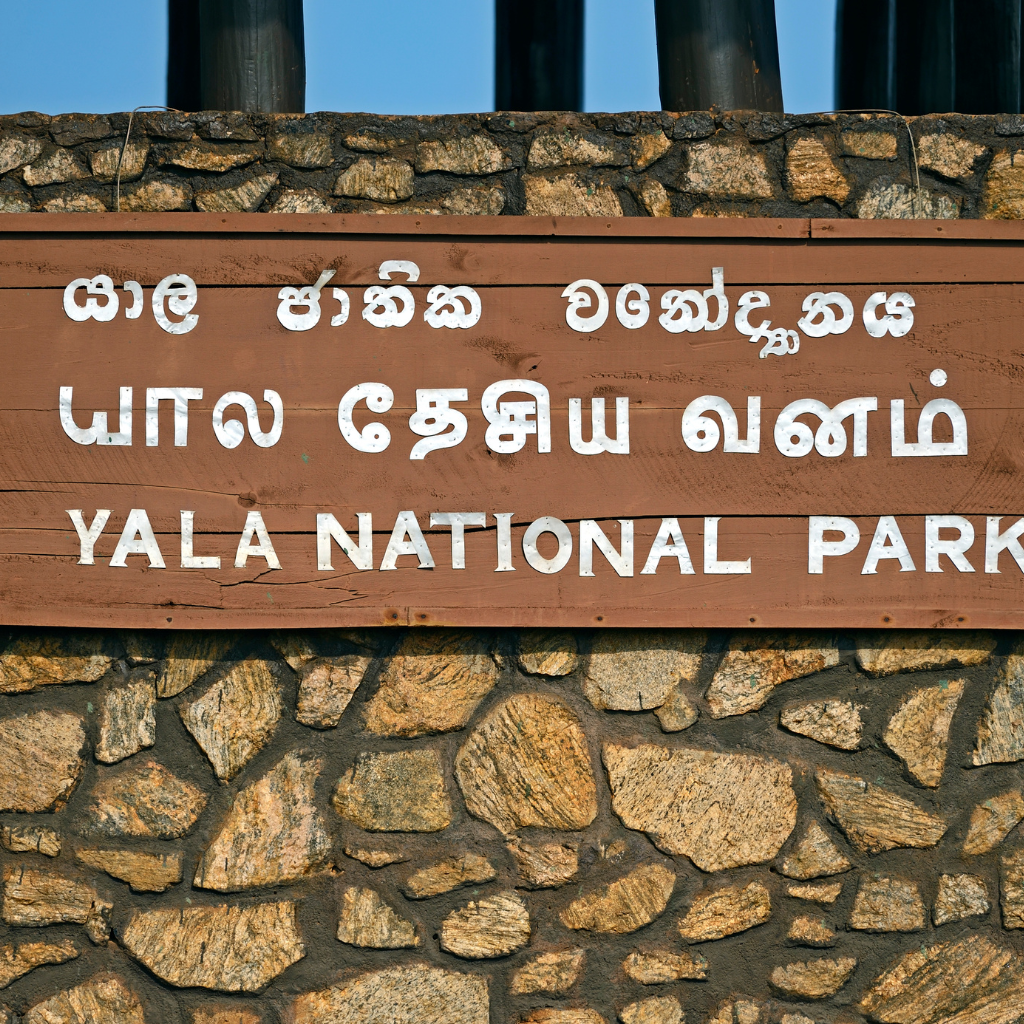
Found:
<box><xmin>703</xmin><ymin>517</ymin><xmax>751</xmax><ymax>574</ymax></box>
<box><xmin>110</xmin><ymin>509</ymin><xmax>165</xmax><ymax>568</ymax></box>
<box><xmin>276</xmin><ymin>269</ymin><xmax>335</xmax><ymax>331</ymax></box>
<box><xmin>494</xmin><ymin>513</ymin><xmax>515</xmax><ymax>572</ymax></box>
<box><xmin>212</xmin><ymin>390</ymin><xmax>284</xmax><ymax>449</ymax></box>
<box><xmin>863</xmin><ymin>291</ymin><xmax>915</xmax><ymax>337</ymax></box>
<box><xmin>59</xmin><ymin>386</ymin><xmax>133</xmax><ymax>446</ymax></box>
<box><xmin>523</xmin><ymin>516</ymin><xmax>572</xmax><ymax>574</ymax></box>
<box><xmin>925</xmin><ymin>514</ymin><xmax>975</xmax><ymax>572</ymax></box>
<box><xmin>317</xmin><ymin>512</ymin><xmax>373</xmax><ymax>571</ymax></box>
<box><xmin>683</xmin><ymin>396</ymin><xmax>760</xmax><ymax>454</ymax></box>
<box><xmin>891</xmin><ymin>398</ymin><xmax>968</xmax><ymax>456</ymax></box>
<box><xmin>180</xmin><ymin>511</ymin><xmax>220</xmax><ymax>569</ymax></box>
<box><xmin>430</xmin><ymin>512</ymin><xmax>487</xmax><ymax>569</ymax></box>
<box><xmin>424</xmin><ymin>285</ymin><xmax>482</xmax><ymax>329</ymax></box>
<box><xmin>338</xmin><ymin>383</ymin><xmax>393</xmax><ymax>453</ymax></box>
<box><xmin>641</xmin><ymin>518</ymin><xmax>695</xmax><ymax>574</ymax></box>
<box><xmin>146</xmin><ymin>388</ymin><xmax>202</xmax><ymax>446</ymax></box>
<box><xmin>152</xmin><ymin>274</ymin><xmax>198</xmax><ymax>334</ymax></box>
<box><xmin>66</xmin><ymin>509</ymin><xmax>111</xmax><ymax>565</ymax></box>
<box><xmin>579</xmin><ymin>520</ymin><xmax>633</xmax><ymax>577</ymax></box>
<box><xmin>63</xmin><ymin>275</ymin><xmax>119</xmax><ymax>322</ymax></box>
<box><xmin>569</xmin><ymin>397</ymin><xmax>629</xmax><ymax>455</ymax></box>
<box><xmin>808</xmin><ymin>516</ymin><xmax>860</xmax><ymax>573</ymax></box>
<box><xmin>409</xmin><ymin>389</ymin><xmax>468</xmax><ymax>460</ymax></box>
<box><xmin>861</xmin><ymin>516</ymin><xmax>915</xmax><ymax>574</ymax></box>
<box><xmin>985</xmin><ymin>516</ymin><xmax>1024</xmax><ymax>573</ymax></box>
<box><xmin>562</xmin><ymin>279</ymin><xmax>609</xmax><ymax>333</ymax></box>
<box><xmin>234</xmin><ymin>511</ymin><xmax>281</xmax><ymax>569</ymax></box>
<box><xmin>481</xmin><ymin>380</ymin><xmax>551</xmax><ymax>454</ymax></box>
<box><xmin>380</xmin><ymin>510</ymin><xmax>434</xmax><ymax>570</ymax></box>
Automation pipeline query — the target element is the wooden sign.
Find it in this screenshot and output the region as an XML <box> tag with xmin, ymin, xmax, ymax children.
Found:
<box><xmin>3</xmin><ymin>212</ymin><xmax>1024</xmax><ymax>629</ymax></box>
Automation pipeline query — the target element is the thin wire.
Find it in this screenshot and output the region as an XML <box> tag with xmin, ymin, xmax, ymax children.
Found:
<box><xmin>115</xmin><ymin>105</ymin><xmax>181</xmax><ymax>212</ymax></box>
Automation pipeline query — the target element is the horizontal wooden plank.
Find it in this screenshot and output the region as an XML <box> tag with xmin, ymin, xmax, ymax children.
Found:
<box><xmin>811</xmin><ymin>218</ymin><xmax>1024</xmax><ymax>241</ymax></box>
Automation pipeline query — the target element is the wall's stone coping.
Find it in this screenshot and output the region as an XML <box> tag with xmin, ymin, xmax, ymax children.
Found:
<box><xmin>2</xmin><ymin>109</ymin><xmax>1023</xmax><ymax>218</ymax></box>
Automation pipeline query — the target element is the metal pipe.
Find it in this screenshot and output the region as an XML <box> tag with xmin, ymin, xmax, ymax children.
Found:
<box><xmin>167</xmin><ymin>0</ymin><xmax>202</xmax><ymax>111</ymax></box>
<box><xmin>199</xmin><ymin>0</ymin><xmax>305</xmax><ymax>113</ymax></box>
<box><xmin>955</xmin><ymin>0</ymin><xmax>1020</xmax><ymax>114</ymax></box>
<box><xmin>495</xmin><ymin>0</ymin><xmax>584</xmax><ymax>111</ymax></box>
<box><xmin>835</xmin><ymin>0</ymin><xmax>895</xmax><ymax>110</ymax></box>
<box><xmin>895</xmin><ymin>0</ymin><xmax>954</xmax><ymax>115</ymax></box>
<box><xmin>654</xmin><ymin>0</ymin><xmax>783</xmax><ymax>112</ymax></box>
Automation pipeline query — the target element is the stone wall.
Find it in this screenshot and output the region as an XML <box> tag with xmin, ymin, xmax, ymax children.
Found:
<box><xmin>0</xmin><ymin>628</ymin><xmax>1021</xmax><ymax>1024</ymax></box>
<box><xmin>5</xmin><ymin>109</ymin><xmax>1024</xmax><ymax>218</ymax></box>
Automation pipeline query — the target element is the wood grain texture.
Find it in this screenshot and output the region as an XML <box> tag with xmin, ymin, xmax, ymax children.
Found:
<box><xmin>2</xmin><ymin>216</ymin><xmax>1023</xmax><ymax>628</ymax></box>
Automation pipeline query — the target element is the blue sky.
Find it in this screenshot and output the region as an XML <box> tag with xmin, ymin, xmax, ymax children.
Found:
<box><xmin>0</xmin><ymin>0</ymin><xmax>837</xmax><ymax>116</ymax></box>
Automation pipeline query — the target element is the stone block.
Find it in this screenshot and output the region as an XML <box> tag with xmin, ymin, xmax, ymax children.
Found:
<box><xmin>119</xmin><ymin>179</ymin><xmax>192</xmax><ymax>212</ymax></box>
<box><xmin>269</xmin><ymin>188</ymin><xmax>332</xmax><ymax>213</ymax></box>
<box><xmin>857</xmin><ymin>180</ymin><xmax>960</xmax><ymax>219</ymax></box>
<box><xmin>336</xmin><ymin>886</ymin><xmax>418</xmax><ymax>948</ymax></box>
<box><xmin>85</xmin><ymin>759</ymin><xmax>207</xmax><ymax>838</ymax></box>
<box><xmin>75</xmin><ymin>849</ymin><xmax>182</xmax><ymax>893</ymax></box>
<box><xmin>0</xmin><ymin>634</ymin><xmax>110</xmax><ymax>693</ymax></box>
<box><xmin>583</xmin><ymin>629</ymin><xmax>705</xmax><ymax>711</ymax></box>
<box><xmin>934</xmin><ymin>873</ymin><xmax>990</xmax><ymax>925</ymax></box>
<box><xmin>364</xmin><ymin>630</ymin><xmax>497</xmax><ymax>737</ymax></box>
<box><xmin>456</xmin><ymin>693</ymin><xmax>596</xmax><ymax>834</ymax></box>
<box><xmin>619</xmin><ymin>995</ymin><xmax>683</xmax><ymax>1024</ymax></box>
<box><xmin>296</xmin><ymin>655</ymin><xmax>371</xmax><ymax>728</ymax></box>
<box><xmin>158</xmin><ymin>632</ymin><xmax>235</xmax><ymax>697</ymax></box>
<box><xmin>678</xmin><ymin>880</ymin><xmax>771</xmax><ymax>942</ymax></box>
<box><xmin>402</xmin><ymin>854</ymin><xmax>496</xmax><ymax>898</ymax></box>
<box><xmin>195</xmin><ymin>172</ymin><xmax>279</xmax><ymax>212</ymax></box>
<box><xmin>621</xmin><ymin>949</ymin><xmax>708</xmax><ymax>983</ymax></box>
<box><xmin>0</xmin><ymin>194</ymin><xmax>30</xmax><ymax>212</ymax></box>
<box><xmin>441</xmin><ymin>891</ymin><xmax>530</xmax><ymax>958</ymax></box>
<box><xmin>524</xmin><ymin>1012</ymin><xmax>606</xmax><ymax>1024</ymax></box>
<box><xmin>963</xmin><ymin>790</ymin><xmax>1024</xmax><ymax>855</ymax></box>
<box><xmin>510</xmin><ymin>950</ymin><xmax>584</xmax><ymax>994</ymax></box>
<box><xmin>23</xmin><ymin>148</ymin><xmax>88</xmax><ymax>186</ymax></box>
<box><xmin>769</xmin><ymin>959</ymin><xmax>857</xmax><ymax>1000</ymax></box>
<box><xmin>96</xmin><ymin>675</ymin><xmax>156</xmax><ymax>763</ymax></box>
<box><xmin>89</xmin><ymin>140</ymin><xmax>149</xmax><ymax>182</ymax></box>
<box><xmin>524</xmin><ymin>173</ymin><xmax>623</xmax><ymax>216</ymax></box>
<box><xmin>883</xmin><ymin>679</ymin><xmax>965</xmax><ymax>787</ymax></box>
<box><xmin>786</xmin><ymin>915</ymin><xmax>835</xmax><ymax>947</ymax></box>
<box><xmin>780</xmin><ymin>822</ymin><xmax>852</xmax><ymax>880</ymax></box>
<box><xmin>634</xmin><ymin>179</ymin><xmax>673</xmax><ymax>217</ymax></box>
<box><xmin>267</xmin><ymin>133</ymin><xmax>334</xmax><ymax>168</ymax></box>
<box><xmin>42</xmin><ymin>193</ymin><xmax>107</xmax><ymax>212</ymax></box>
<box><xmin>986</xmin><ymin>150</ymin><xmax>1024</xmax><ymax>218</ymax></box>
<box><xmin>655</xmin><ymin>686</ymin><xmax>699</xmax><ymax>732</ymax></box>
<box><xmin>49</xmin><ymin>115</ymin><xmax>111</xmax><ymax>146</ymax></box>
<box><xmin>786</xmin><ymin>137</ymin><xmax>850</xmax><ymax>203</ymax></box>
<box><xmin>290</xmin><ymin>965</ymin><xmax>489</xmax><ymax>1024</ymax></box>
<box><xmin>23</xmin><ymin>975</ymin><xmax>144</xmax><ymax>1024</ymax></box>
<box><xmin>787</xmin><ymin>881</ymin><xmax>843</xmax><ymax>903</ymax></box>
<box><xmin>2</xmin><ymin>867</ymin><xmax>109</xmax><ymax>929</ymax></box>
<box><xmin>333</xmin><ymin>749</ymin><xmax>452</xmax><ymax>832</ymax></box>
<box><xmin>1001</xmin><ymin>847</ymin><xmax>1024</xmax><ymax>927</ymax></box>
<box><xmin>0</xmin><ymin>938</ymin><xmax>77</xmax><ymax>989</ymax></box>
<box><xmin>1</xmin><ymin>826</ymin><xmax>60</xmax><ymax>857</ymax></box>
<box><xmin>162</xmin><ymin>141</ymin><xmax>262</xmax><ymax>172</ymax></box>
<box><xmin>528</xmin><ymin>131</ymin><xmax>629</xmax><ymax>170</ymax></box>
<box><xmin>917</xmin><ymin>133</ymin><xmax>987</xmax><ymax>179</ymax></box>
<box><xmin>604</xmin><ymin>743</ymin><xmax>796</xmax><ymax>871</ymax></box>
<box><xmin>849</xmin><ymin>876</ymin><xmax>924</xmax><ymax>931</ymax></box>
<box><xmin>781</xmin><ymin>700</ymin><xmax>863</xmax><ymax>749</ymax></box>
<box><xmin>684</xmin><ymin>139</ymin><xmax>775</xmax><ymax>199</ymax></box>
<box><xmin>631</xmin><ymin>132</ymin><xmax>672</xmax><ymax>170</ymax></box>
<box><xmin>975</xmin><ymin>645</ymin><xmax>1024</xmax><ymax>765</ymax></box>
<box><xmin>0</xmin><ymin>711</ymin><xmax>86</xmax><ymax>812</ymax></box>
<box><xmin>560</xmin><ymin>864</ymin><xmax>675</xmax><ymax>934</ymax></box>
<box><xmin>855</xmin><ymin>629</ymin><xmax>995</xmax><ymax>675</ymax></box>
<box><xmin>334</xmin><ymin>156</ymin><xmax>414</xmax><ymax>202</ymax></box>
<box><xmin>518</xmin><ymin>629</ymin><xmax>579</xmax><ymax>676</ymax></box>
<box><xmin>344</xmin><ymin>846</ymin><xmax>407</xmax><ymax>868</ymax></box>
<box><xmin>121</xmin><ymin>902</ymin><xmax>304</xmax><ymax>991</ymax></box>
<box><xmin>0</xmin><ymin>133</ymin><xmax>44</xmax><ymax>175</ymax></box>
<box><xmin>416</xmin><ymin>135</ymin><xmax>509</xmax><ymax>175</ymax></box>
<box><xmin>194</xmin><ymin>751</ymin><xmax>329</xmax><ymax>890</ymax></box>
<box><xmin>840</xmin><ymin>130</ymin><xmax>898</xmax><ymax>159</ymax></box>
<box><xmin>507</xmin><ymin>839</ymin><xmax>578</xmax><ymax>888</ymax></box>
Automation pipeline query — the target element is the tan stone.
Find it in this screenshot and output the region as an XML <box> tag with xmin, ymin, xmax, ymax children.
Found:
<box><xmin>622</xmin><ymin>949</ymin><xmax>708</xmax><ymax>983</ymax></box>
<box><xmin>23</xmin><ymin>148</ymin><xmax>87</xmax><ymax>186</ymax></box>
<box><xmin>89</xmin><ymin>140</ymin><xmax>149</xmax><ymax>181</ymax></box>
<box><xmin>884</xmin><ymin>680</ymin><xmax>965</xmax><ymax>787</ymax></box>
<box><xmin>416</xmin><ymin>136</ymin><xmax>509</xmax><ymax>175</ymax></box>
<box><xmin>787</xmin><ymin>916</ymin><xmax>835</xmax><ymax>947</ymax></box>
<box><xmin>195</xmin><ymin>172</ymin><xmax>279</xmax><ymax>212</ymax></box>
<box><xmin>523</xmin><ymin>1009</ymin><xmax>605</xmax><ymax>1024</ymax></box>
<box><xmin>42</xmin><ymin>193</ymin><xmax>107</xmax><ymax>213</ymax></box>
<box><xmin>192</xmin><ymin>1011</ymin><xmax>260</xmax><ymax>1024</ymax></box>
<box><xmin>934</xmin><ymin>873</ymin><xmax>990</xmax><ymax>925</ymax></box>
<box><xmin>707</xmin><ymin>633</ymin><xmax>839</xmax><ymax>718</ymax></box>
<box><xmin>781</xmin><ymin>700</ymin><xmax>863</xmax><ymax>750</ymax></box>
<box><xmin>786</xmin><ymin>137</ymin><xmax>850</xmax><ymax>203</ymax></box>
<box><xmin>0</xmin><ymin>634</ymin><xmax>110</xmax><ymax>693</ymax></box>
<box><xmin>333</xmin><ymin>749</ymin><xmax>452</xmax><ymax>832</ymax></box>
<box><xmin>815</xmin><ymin>768</ymin><xmax>947</xmax><ymax>853</ymax></box>
<box><xmin>0</xmin><ymin>195</ymin><xmax>30</xmax><ymax>213</ymax></box>
<box><xmin>635</xmin><ymin>179</ymin><xmax>673</xmax><ymax>217</ymax></box>
<box><xmin>269</xmin><ymin>188</ymin><xmax>332</xmax><ymax>213</ymax></box>
<box><xmin>365</xmin><ymin>631</ymin><xmax>497</xmax><ymax>737</ymax></box>
<box><xmin>121</xmin><ymin>902</ymin><xmax>304</xmax><ymax>991</ymax></box>
<box><xmin>855</xmin><ymin>630</ymin><xmax>995</xmax><ymax>676</ymax></box>
<box><xmin>780</xmin><ymin>1015</ymin><xmax>814</xmax><ymax>1024</ymax></box>
<box><xmin>24</xmin><ymin>975</ymin><xmax>144</xmax><ymax>1024</ymax></box>
<box><xmin>529</xmin><ymin>131</ymin><xmax>627</xmax><ymax>170</ymax></box>
<box><xmin>440</xmin><ymin>890</ymin><xmax>530</xmax><ymax>958</ymax></box>
<box><xmin>963</xmin><ymin>790</ymin><xmax>1024</xmax><ymax>855</ymax></box>
<box><xmin>403</xmin><ymin>854</ymin><xmax>496</xmax><ymax>898</ymax></box>
<box><xmin>632</xmin><ymin>132</ymin><xmax>672</xmax><ymax>170</ymax></box>
<box><xmin>0</xmin><ymin>711</ymin><xmax>85</xmax><ymax>812</ymax></box>
<box><xmin>678</xmin><ymin>880</ymin><xmax>771</xmax><ymax>942</ymax></box>
<box><xmin>194</xmin><ymin>751</ymin><xmax>329</xmax><ymax>890</ymax></box>
<box><xmin>859</xmin><ymin>937</ymin><xmax>1024</xmax><ymax>1024</ymax></box>
<box><xmin>1001</xmin><ymin>847</ymin><xmax>1024</xmax><ymax>928</ymax></box>
<box><xmin>179</xmin><ymin>658</ymin><xmax>282</xmax><ymax>780</ymax></box>
<box><xmin>336</xmin><ymin>886</ymin><xmax>418</xmax><ymax>948</ymax></box>
<box><xmin>0</xmin><ymin>133</ymin><xmax>44</xmax><ymax>175</ymax></box>
<box><xmin>121</xmin><ymin>634</ymin><xmax>159</xmax><ymax>669</ymax></box>
<box><xmin>619</xmin><ymin>995</ymin><xmax>683</xmax><ymax>1024</ymax></box>
<box><xmin>974</xmin><ymin>645</ymin><xmax>1024</xmax><ymax>765</ymax></box>
<box><xmin>983</xmin><ymin>150</ymin><xmax>1024</xmax><ymax>218</ymax></box>
<box><xmin>584</xmin><ymin>629</ymin><xmax>705</xmax><ymax>711</ymax></box>
<box><xmin>158</xmin><ymin>632</ymin><xmax>234</xmax><ymax>697</ymax></box>
<box><xmin>770</xmin><ymin>958</ymin><xmax>857</xmax><ymax>1000</ymax></box>
<box><xmin>685</xmin><ymin>139</ymin><xmax>774</xmax><ymax>199</ymax></box>
<box><xmin>344</xmin><ymin>132</ymin><xmax>413</xmax><ymax>153</ymax></box>
<box><xmin>455</xmin><ymin>693</ymin><xmax>597</xmax><ymax>835</ymax></box>
<box><xmin>560</xmin><ymin>864</ymin><xmax>675</xmax><ymax>935</ymax></box>
<box><xmin>518</xmin><ymin>629</ymin><xmax>579</xmax><ymax>676</ymax></box>
<box><xmin>434</xmin><ymin>186</ymin><xmax>505</xmax><ymax>215</ymax></box>
<box><xmin>291</xmin><ymin>964</ymin><xmax>489</xmax><ymax>1024</ymax></box>
<box><xmin>96</xmin><ymin>675</ymin><xmax>156</xmax><ymax>763</ymax></box>
<box><xmin>510</xmin><ymin>950</ymin><xmax>584</xmax><ymax>994</ymax></box>
<box><xmin>119</xmin><ymin>179</ymin><xmax>192</xmax><ymax>212</ymax></box>
<box><xmin>917</xmin><ymin>133</ymin><xmax>987</xmax><ymax>179</ymax></box>
<box><xmin>654</xmin><ymin>687</ymin><xmax>699</xmax><ymax>732</ymax></box>
<box><xmin>1</xmin><ymin>826</ymin><xmax>60</xmax><ymax>857</ymax></box>
<box><xmin>780</xmin><ymin>822</ymin><xmax>852</xmax><ymax>879</ymax></box>
<box><xmin>857</xmin><ymin>180</ymin><xmax>960</xmax><ymax>219</ymax></box>
<box><xmin>849</xmin><ymin>876</ymin><xmax>925</xmax><ymax>932</ymax></box>
<box><xmin>85</xmin><ymin>759</ymin><xmax>207</xmax><ymax>838</ymax></box>
<box><xmin>524</xmin><ymin>173</ymin><xmax>623</xmax><ymax>216</ymax></box>
<box><xmin>840</xmin><ymin>130</ymin><xmax>898</xmax><ymax>159</ymax></box>
<box><xmin>2</xmin><ymin>867</ymin><xmax>110</xmax><ymax>930</ymax></box>
<box><xmin>334</xmin><ymin>156</ymin><xmax>414</xmax><ymax>202</ymax></box>
<box><xmin>604</xmin><ymin>743</ymin><xmax>796</xmax><ymax>871</ymax></box>
<box><xmin>164</xmin><ymin>141</ymin><xmax>262</xmax><ymax>172</ymax></box>
<box><xmin>787</xmin><ymin>882</ymin><xmax>843</xmax><ymax>904</ymax></box>
<box><xmin>271</xmin><ymin>633</ymin><xmax>318</xmax><ymax>671</ymax></box>
<box><xmin>709</xmin><ymin>1004</ymin><xmax>766</xmax><ymax>1024</ymax></box>
<box><xmin>507</xmin><ymin>839</ymin><xmax>579</xmax><ymax>888</ymax></box>
<box><xmin>0</xmin><ymin>938</ymin><xmax>77</xmax><ymax>988</ymax></box>
<box><xmin>344</xmin><ymin>847</ymin><xmax>407</xmax><ymax>868</ymax></box>
<box><xmin>267</xmin><ymin>133</ymin><xmax>333</xmax><ymax>168</ymax></box>
<box><xmin>75</xmin><ymin>849</ymin><xmax>182</xmax><ymax>892</ymax></box>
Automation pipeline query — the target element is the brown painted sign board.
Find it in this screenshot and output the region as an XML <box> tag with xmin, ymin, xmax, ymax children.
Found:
<box><xmin>2</xmin><ymin>212</ymin><xmax>1024</xmax><ymax>629</ymax></box>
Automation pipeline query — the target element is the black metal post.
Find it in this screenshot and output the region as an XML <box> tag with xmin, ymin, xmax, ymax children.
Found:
<box><xmin>835</xmin><ymin>0</ymin><xmax>895</xmax><ymax>110</ymax></box>
<box><xmin>495</xmin><ymin>0</ymin><xmax>584</xmax><ymax>111</ymax></box>
<box><xmin>199</xmin><ymin>0</ymin><xmax>305</xmax><ymax>113</ymax></box>
<box><xmin>167</xmin><ymin>0</ymin><xmax>202</xmax><ymax>111</ymax></box>
<box><xmin>895</xmin><ymin>0</ymin><xmax>954</xmax><ymax>114</ymax></box>
<box><xmin>955</xmin><ymin>0</ymin><xmax>1020</xmax><ymax>114</ymax></box>
<box><xmin>654</xmin><ymin>0</ymin><xmax>784</xmax><ymax>112</ymax></box>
